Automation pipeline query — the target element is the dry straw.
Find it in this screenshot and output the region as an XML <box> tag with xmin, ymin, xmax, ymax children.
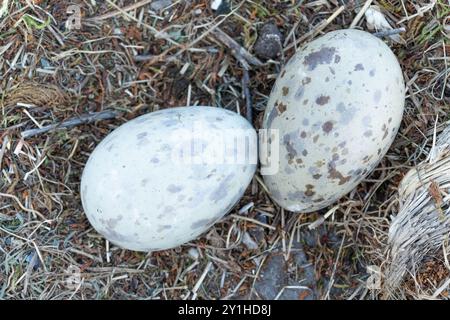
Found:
<box><xmin>3</xmin><ymin>82</ymin><xmax>68</xmax><ymax>109</ymax></box>
<box><xmin>383</xmin><ymin>125</ymin><xmax>450</xmax><ymax>298</ymax></box>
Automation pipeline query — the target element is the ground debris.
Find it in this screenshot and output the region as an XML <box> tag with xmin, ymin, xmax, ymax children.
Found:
<box><xmin>254</xmin><ymin>22</ymin><xmax>283</xmax><ymax>60</ymax></box>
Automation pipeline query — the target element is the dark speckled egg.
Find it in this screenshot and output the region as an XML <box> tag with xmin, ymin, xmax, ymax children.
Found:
<box><xmin>261</xmin><ymin>29</ymin><xmax>405</xmax><ymax>213</ymax></box>
<box><xmin>81</xmin><ymin>106</ymin><xmax>257</xmax><ymax>251</ymax></box>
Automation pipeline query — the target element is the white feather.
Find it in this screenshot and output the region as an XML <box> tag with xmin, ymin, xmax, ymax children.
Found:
<box><xmin>365</xmin><ymin>5</ymin><xmax>404</xmax><ymax>44</ymax></box>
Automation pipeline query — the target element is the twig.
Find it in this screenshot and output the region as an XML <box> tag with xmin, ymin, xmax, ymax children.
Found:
<box><xmin>229</xmin><ymin>214</ymin><xmax>277</xmax><ymax>230</ymax></box>
<box><xmin>89</xmin><ymin>0</ymin><xmax>180</xmax><ymax>47</ymax></box>
<box><xmin>212</xmin><ymin>28</ymin><xmax>258</xmax><ymax>122</ymax></box>
<box><xmin>397</xmin><ymin>1</ymin><xmax>437</xmax><ymax>24</ymax></box>
<box><xmin>68</xmin><ymin>247</ymin><xmax>103</xmax><ymax>264</ymax></box>
<box><xmin>133</xmin><ymin>54</ymin><xmax>180</xmax><ymax>63</ymax></box>
<box><xmin>88</xmin><ymin>0</ymin><xmax>154</xmax><ymax>21</ymax></box>
<box><xmin>0</xmin><ymin>135</ymin><xmax>9</xmax><ymax>170</ymax></box>
<box><xmin>373</xmin><ymin>27</ymin><xmax>406</xmax><ymax>38</ymax></box>
<box><xmin>308</xmin><ymin>205</ymin><xmax>340</xmax><ymax>230</ymax></box>
<box><xmin>284</xmin><ymin>5</ymin><xmax>346</xmax><ymax>52</ymax></box>
<box><xmin>242</xmin><ymin>69</ymin><xmax>253</xmax><ymax>123</ymax></box>
<box><xmin>21</xmin><ymin>110</ymin><xmax>121</xmax><ymax>138</ymax></box>
<box><xmin>211</xmin><ymin>28</ymin><xmax>263</xmax><ymax>68</ymax></box>
<box><xmin>325</xmin><ymin>234</ymin><xmax>346</xmax><ymax>299</ymax></box>
<box><xmin>191</xmin><ymin>261</ymin><xmax>213</xmax><ymax>300</ymax></box>
<box><xmin>350</xmin><ymin>0</ymin><xmax>373</xmax><ymax>28</ymax></box>
<box><xmin>0</xmin><ymin>192</ymin><xmax>47</xmax><ymax>220</ymax></box>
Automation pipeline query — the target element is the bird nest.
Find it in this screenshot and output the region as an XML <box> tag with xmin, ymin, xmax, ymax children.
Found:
<box><xmin>384</xmin><ymin>125</ymin><xmax>450</xmax><ymax>299</ymax></box>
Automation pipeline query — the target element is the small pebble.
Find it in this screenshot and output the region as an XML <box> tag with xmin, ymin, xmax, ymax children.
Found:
<box><xmin>242</xmin><ymin>232</ymin><xmax>258</xmax><ymax>250</ymax></box>
<box><xmin>150</xmin><ymin>0</ymin><xmax>173</xmax><ymax>12</ymax></box>
<box><xmin>254</xmin><ymin>22</ymin><xmax>283</xmax><ymax>60</ymax></box>
<box><xmin>238</xmin><ymin>201</ymin><xmax>254</xmax><ymax>215</ymax></box>
<box><xmin>188</xmin><ymin>247</ymin><xmax>199</xmax><ymax>260</ymax></box>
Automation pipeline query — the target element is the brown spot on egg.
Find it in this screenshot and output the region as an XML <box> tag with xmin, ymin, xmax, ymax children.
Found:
<box><xmin>316</xmin><ymin>95</ymin><xmax>330</xmax><ymax>105</ymax></box>
<box><xmin>303</xmin><ymin>47</ymin><xmax>336</xmax><ymax>70</ymax></box>
<box><xmin>280</xmin><ymin>69</ymin><xmax>286</xmax><ymax>78</ymax></box>
<box><xmin>334</xmin><ymin>55</ymin><xmax>341</xmax><ymax>63</ymax></box>
<box><xmin>276</xmin><ymin>102</ymin><xmax>287</xmax><ymax>114</ymax></box>
<box><xmin>328</xmin><ymin>163</ymin><xmax>351</xmax><ymax>185</ymax></box>
<box><xmin>300</xmin><ymin>131</ymin><xmax>307</xmax><ymax>138</ymax></box>
<box><xmin>313</xmin><ymin>174</ymin><xmax>322</xmax><ymax>180</ymax></box>
<box><xmin>303</xmin><ymin>99</ymin><xmax>309</xmax><ymax>105</ymax></box>
<box><xmin>302</xmin><ymin>77</ymin><xmax>312</xmax><ymax>85</ymax></box>
<box><xmin>304</xmin><ymin>184</ymin><xmax>315</xmax><ymax>197</ymax></box>
<box><xmin>282</xmin><ymin>86</ymin><xmax>289</xmax><ymax>96</ymax></box>
<box><xmin>313</xmin><ymin>135</ymin><xmax>320</xmax><ymax>143</ymax></box>
<box><xmin>315</xmin><ymin>160</ymin><xmax>325</xmax><ymax>168</ymax></box>
<box><xmin>322</xmin><ymin>121</ymin><xmax>333</xmax><ymax>133</ymax></box>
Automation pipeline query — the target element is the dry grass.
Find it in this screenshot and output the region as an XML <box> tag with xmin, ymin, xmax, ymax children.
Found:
<box><xmin>0</xmin><ymin>0</ymin><xmax>449</xmax><ymax>300</ymax></box>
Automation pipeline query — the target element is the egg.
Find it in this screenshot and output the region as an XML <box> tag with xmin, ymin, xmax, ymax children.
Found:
<box><xmin>261</xmin><ymin>29</ymin><xmax>405</xmax><ymax>212</ymax></box>
<box><xmin>81</xmin><ymin>106</ymin><xmax>257</xmax><ymax>251</ymax></box>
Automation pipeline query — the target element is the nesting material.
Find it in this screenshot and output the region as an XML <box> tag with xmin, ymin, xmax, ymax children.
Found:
<box><xmin>3</xmin><ymin>82</ymin><xmax>68</xmax><ymax>108</ymax></box>
<box><xmin>384</xmin><ymin>125</ymin><xmax>450</xmax><ymax>297</ymax></box>
<box><xmin>365</xmin><ymin>5</ymin><xmax>405</xmax><ymax>44</ymax></box>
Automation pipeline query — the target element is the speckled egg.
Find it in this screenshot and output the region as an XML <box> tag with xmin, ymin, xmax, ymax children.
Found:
<box><xmin>81</xmin><ymin>106</ymin><xmax>257</xmax><ymax>251</ymax></box>
<box><xmin>261</xmin><ymin>29</ymin><xmax>405</xmax><ymax>213</ymax></box>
